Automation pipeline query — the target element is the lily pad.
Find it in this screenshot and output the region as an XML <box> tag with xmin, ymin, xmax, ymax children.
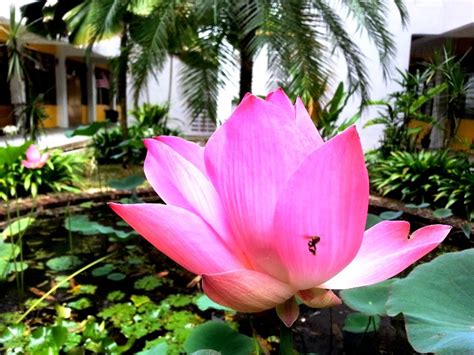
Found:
<box><xmin>432</xmin><ymin>208</ymin><xmax>453</xmax><ymax>219</ymax></box>
<box><xmin>195</xmin><ymin>295</ymin><xmax>233</xmax><ymax>312</ymax></box>
<box><xmin>386</xmin><ymin>249</ymin><xmax>474</xmax><ymax>354</ymax></box>
<box><xmin>184</xmin><ymin>321</ymin><xmax>253</xmax><ymax>355</ymax></box>
<box><xmin>340</xmin><ymin>279</ymin><xmax>398</xmax><ymax>316</ymax></box>
<box><xmin>107</xmin><ymin>272</ymin><xmax>126</xmax><ymax>281</ymax></box>
<box><xmin>365</xmin><ymin>214</ymin><xmax>382</xmax><ymax>229</ymax></box>
<box><xmin>108</xmin><ymin>175</ymin><xmax>145</xmax><ymax>190</ymax></box>
<box><xmin>91</xmin><ymin>264</ymin><xmax>114</xmax><ymax>277</ymax></box>
<box><xmin>343</xmin><ymin>313</ymin><xmax>380</xmax><ymax>333</ymax></box>
<box><xmin>379</xmin><ymin>210</ymin><xmax>403</xmax><ymax>220</ymax></box>
<box><xmin>1</xmin><ymin>217</ymin><xmax>35</xmax><ymax>239</ymax></box>
<box><xmin>0</xmin><ymin>243</ymin><xmax>20</xmax><ymax>260</ymax></box>
<box><xmin>46</xmin><ymin>256</ymin><xmax>82</xmax><ymax>271</ymax></box>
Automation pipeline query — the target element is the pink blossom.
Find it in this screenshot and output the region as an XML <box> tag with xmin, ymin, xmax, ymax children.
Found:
<box><xmin>22</xmin><ymin>144</ymin><xmax>49</xmax><ymax>169</ymax></box>
<box><xmin>110</xmin><ymin>89</ymin><xmax>450</xmax><ymax>327</ymax></box>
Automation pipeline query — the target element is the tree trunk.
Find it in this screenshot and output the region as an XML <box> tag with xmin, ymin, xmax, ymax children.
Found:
<box><xmin>239</xmin><ymin>38</ymin><xmax>254</xmax><ymax>101</ymax></box>
<box><xmin>118</xmin><ymin>26</ymin><xmax>129</xmax><ymax>140</ymax></box>
<box><xmin>429</xmin><ymin>71</ymin><xmax>448</xmax><ymax>149</ymax></box>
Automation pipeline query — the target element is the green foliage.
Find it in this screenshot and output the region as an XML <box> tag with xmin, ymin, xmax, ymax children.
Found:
<box><xmin>343</xmin><ymin>313</ymin><xmax>380</xmax><ymax>333</ymax></box>
<box><xmin>1</xmin><ymin>217</ymin><xmax>35</xmax><ymax>239</ymax></box>
<box><xmin>386</xmin><ymin>249</ymin><xmax>474</xmax><ymax>353</ymax></box>
<box><xmin>90</xmin><ymin>103</ymin><xmax>178</xmax><ymax>165</ymax></box>
<box><xmin>184</xmin><ymin>321</ymin><xmax>253</xmax><ymax>355</ymax></box>
<box><xmin>134</xmin><ymin>275</ymin><xmax>165</xmax><ymax>291</ymax></box>
<box><xmin>315</xmin><ymin>82</ymin><xmax>361</xmax><ymax>139</ymax></box>
<box><xmin>367</xmin><ymin>149</ymin><xmax>473</xmax><ymax>219</ymax></box>
<box><xmin>65</xmin><ymin>215</ymin><xmax>136</xmax><ymax>240</ymax></box>
<box><xmin>108</xmin><ymin>174</ymin><xmax>145</xmax><ymax>190</ymax></box>
<box><xmin>365</xmin><ymin>68</ymin><xmax>447</xmax><ymax>155</ymax></box>
<box><xmin>195</xmin><ymin>294</ymin><xmax>233</xmax><ymax>312</ymax></box>
<box><xmin>0</xmin><ymin>148</ymin><xmax>86</xmax><ymax>199</ymax></box>
<box><xmin>46</xmin><ymin>255</ymin><xmax>82</xmax><ymax>271</ymax></box>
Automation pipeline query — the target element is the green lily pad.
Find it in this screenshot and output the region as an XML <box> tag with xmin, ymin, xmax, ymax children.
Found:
<box><xmin>184</xmin><ymin>321</ymin><xmax>253</xmax><ymax>355</ymax></box>
<box><xmin>1</xmin><ymin>217</ymin><xmax>35</xmax><ymax>239</ymax></box>
<box><xmin>91</xmin><ymin>264</ymin><xmax>114</xmax><ymax>277</ymax></box>
<box><xmin>107</xmin><ymin>272</ymin><xmax>126</xmax><ymax>281</ymax></box>
<box><xmin>0</xmin><ymin>243</ymin><xmax>20</xmax><ymax>260</ymax></box>
<box><xmin>432</xmin><ymin>208</ymin><xmax>453</xmax><ymax>219</ymax></box>
<box><xmin>108</xmin><ymin>175</ymin><xmax>145</xmax><ymax>190</ymax></box>
<box><xmin>65</xmin><ymin>215</ymin><xmax>135</xmax><ymax>239</ymax></box>
<box><xmin>137</xmin><ymin>341</ymin><xmax>168</xmax><ymax>355</ymax></box>
<box><xmin>379</xmin><ymin>211</ymin><xmax>403</xmax><ymax>220</ymax></box>
<box><xmin>195</xmin><ymin>295</ymin><xmax>233</xmax><ymax>312</ymax></box>
<box><xmin>340</xmin><ymin>279</ymin><xmax>398</xmax><ymax>316</ymax></box>
<box><xmin>365</xmin><ymin>214</ymin><xmax>382</xmax><ymax>229</ymax></box>
<box><xmin>386</xmin><ymin>249</ymin><xmax>474</xmax><ymax>354</ymax></box>
<box><xmin>343</xmin><ymin>313</ymin><xmax>380</xmax><ymax>333</ymax></box>
<box><xmin>46</xmin><ymin>256</ymin><xmax>82</xmax><ymax>271</ymax></box>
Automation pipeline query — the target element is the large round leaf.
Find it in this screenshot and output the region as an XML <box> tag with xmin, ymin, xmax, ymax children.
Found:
<box><xmin>184</xmin><ymin>321</ymin><xmax>253</xmax><ymax>355</ymax></box>
<box><xmin>386</xmin><ymin>249</ymin><xmax>474</xmax><ymax>354</ymax></box>
<box><xmin>340</xmin><ymin>278</ymin><xmax>398</xmax><ymax>316</ymax></box>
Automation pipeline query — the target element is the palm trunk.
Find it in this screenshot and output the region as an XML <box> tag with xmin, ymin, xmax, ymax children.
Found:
<box><xmin>118</xmin><ymin>27</ymin><xmax>129</xmax><ymax>140</ymax></box>
<box><xmin>239</xmin><ymin>37</ymin><xmax>254</xmax><ymax>101</ymax></box>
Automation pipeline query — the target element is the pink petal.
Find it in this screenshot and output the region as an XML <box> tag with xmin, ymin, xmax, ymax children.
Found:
<box><xmin>204</xmin><ymin>95</ymin><xmax>318</xmax><ymax>275</ymax></box>
<box><xmin>276</xmin><ymin>296</ymin><xmax>300</xmax><ymax>327</ymax></box>
<box><xmin>144</xmin><ymin>138</ymin><xmax>232</xmax><ymax>244</ymax></box>
<box><xmin>26</xmin><ymin>145</ymin><xmax>41</xmax><ymax>162</ymax></box>
<box><xmin>202</xmin><ymin>268</ymin><xmax>295</xmax><ymax>312</ymax></box>
<box><xmin>272</xmin><ymin>127</ymin><xmax>369</xmax><ymax>290</ymax></box>
<box><xmin>295</xmin><ymin>97</ymin><xmax>324</xmax><ymax>147</ymax></box>
<box><xmin>297</xmin><ymin>288</ymin><xmax>342</xmax><ymax>308</ymax></box>
<box><xmin>321</xmin><ymin>222</ymin><xmax>451</xmax><ymax>289</ymax></box>
<box><xmin>110</xmin><ymin>203</ymin><xmax>244</xmax><ymax>275</ymax></box>
<box><xmin>154</xmin><ymin>136</ymin><xmax>205</xmax><ymax>174</ymax></box>
<box><xmin>265</xmin><ymin>88</ymin><xmax>295</xmax><ymax>116</ymax></box>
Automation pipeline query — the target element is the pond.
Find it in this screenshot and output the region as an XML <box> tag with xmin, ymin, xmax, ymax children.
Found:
<box><xmin>0</xmin><ymin>202</ymin><xmax>469</xmax><ymax>354</ymax></box>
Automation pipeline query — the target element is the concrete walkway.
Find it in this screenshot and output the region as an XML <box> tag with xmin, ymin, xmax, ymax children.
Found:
<box><xmin>0</xmin><ymin>128</ymin><xmax>91</xmax><ymax>151</ymax></box>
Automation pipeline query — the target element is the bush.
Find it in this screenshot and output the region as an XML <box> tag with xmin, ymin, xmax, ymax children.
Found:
<box><xmin>93</xmin><ymin>103</ymin><xmax>180</xmax><ymax>165</ymax></box>
<box><xmin>367</xmin><ymin>149</ymin><xmax>473</xmax><ymax>219</ymax></box>
<box><xmin>0</xmin><ymin>148</ymin><xmax>86</xmax><ymax>200</ymax></box>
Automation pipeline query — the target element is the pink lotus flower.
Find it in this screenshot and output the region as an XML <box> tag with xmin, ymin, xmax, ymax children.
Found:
<box><xmin>110</xmin><ymin>89</ymin><xmax>450</xmax><ymax>327</ymax></box>
<box><xmin>22</xmin><ymin>144</ymin><xmax>49</xmax><ymax>169</ymax></box>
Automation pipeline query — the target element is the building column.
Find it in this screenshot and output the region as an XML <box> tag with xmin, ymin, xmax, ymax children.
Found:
<box><xmin>55</xmin><ymin>48</ymin><xmax>68</xmax><ymax>128</ymax></box>
<box><xmin>87</xmin><ymin>62</ymin><xmax>97</xmax><ymax>123</ymax></box>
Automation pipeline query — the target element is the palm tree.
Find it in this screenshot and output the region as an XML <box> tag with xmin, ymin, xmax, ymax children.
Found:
<box><xmin>33</xmin><ymin>0</ymin><xmax>408</xmax><ymax>122</ymax></box>
<box><xmin>129</xmin><ymin>0</ymin><xmax>408</xmax><ymax>121</ymax></box>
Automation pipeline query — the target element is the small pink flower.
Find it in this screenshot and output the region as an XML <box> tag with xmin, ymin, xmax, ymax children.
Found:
<box><xmin>22</xmin><ymin>144</ymin><xmax>49</xmax><ymax>169</ymax></box>
<box><xmin>110</xmin><ymin>89</ymin><xmax>451</xmax><ymax>327</ymax></box>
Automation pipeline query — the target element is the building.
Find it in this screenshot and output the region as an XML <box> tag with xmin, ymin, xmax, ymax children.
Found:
<box><xmin>0</xmin><ymin>16</ymin><xmax>113</xmax><ymax>131</ymax></box>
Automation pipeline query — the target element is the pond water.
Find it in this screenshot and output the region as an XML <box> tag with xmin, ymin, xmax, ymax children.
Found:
<box><xmin>0</xmin><ymin>203</ymin><xmax>468</xmax><ymax>354</ymax></box>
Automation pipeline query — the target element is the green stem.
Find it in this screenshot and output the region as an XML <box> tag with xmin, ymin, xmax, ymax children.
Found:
<box><xmin>279</xmin><ymin>321</ymin><xmax>294</xmax><ymax>355</ymax></box>
<box><xmin>66</xmin><ymin>199</ymin><xmax>73</xmax><ymax>254</ymax></box>
<box><xmin>17</xmin><ymin>252</ymin><xmax>117</xmax><ymax>323</ymax></box>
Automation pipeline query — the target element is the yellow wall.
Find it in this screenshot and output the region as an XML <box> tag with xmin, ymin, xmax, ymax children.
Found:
<box><xmin>42</xmin><ymin>105</ymin><xmax>58</xmax><ymax>128</ymax></box>
<box><xmin>96</xmin><ymin>105</ymin><xmax>109</xmax><ymax>122</ymax></box>
<box><xmin>410</xmin><ymin>118</ymin><xmax>474</xmax><ymax>151</ymax></box>
<box><xmin>450</xmin><ymin>119</ymin><xmax>474</xmax><ymax>151</ymax></box>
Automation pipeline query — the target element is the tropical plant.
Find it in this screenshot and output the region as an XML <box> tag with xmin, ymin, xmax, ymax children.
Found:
<box><xmin>315</xmin><ymin>82</ymin><xmax>360</xmax><ymax>139</ymax></box>
<box><xmin>424</xmin><ymin>45</ymin><xmax>472</xmax><ymax>148</ymax></box>
<box><xmin>367</xmin><ymin>149</ymin><xmax>473</xmax><ymax>219</ymax></box>
<box><xmin>0</xmin><ymin>148</ymin><xmax>86</xmax><ymax>199</ymax></box>
<box><xmin>365</xmin><ymin>69</ymin><xmax>447</xmax><ymax>155</ymax></box>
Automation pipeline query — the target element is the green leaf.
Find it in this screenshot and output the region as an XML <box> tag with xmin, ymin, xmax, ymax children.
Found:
<box><xmin>108</xmin><ymin>175</ymin><xmax>145</xmax><ymax>190</ymax></box>
<box><xmin>107</xmin><ymin>291</ymin><xmax>126</xmax><ymax>302</ymax></box>
<box><xmin>134</xmin><ymin>275</ymin><xmax>163</xmax><ymax>291</ymax></box>
<box><xmin>131</xmin><ymin>295</ymin><xmax>151</xmax><ymax>308</ymax></box>
<box><xmin>91</xmin><ymin>264</ymin><xmax>114</xmax><ymax>277</ymax></box>
<box><xmin>65</xmin><ymin>122</ymin><xmax>107</xmax><ymax>137</ymax></box>
<box><xmin>386</xmin><ymin>249</ymin><xmax>474</xmax><ymax>354</ymax></box>
<box><xmin>340</xmin><ymin>279</ymin><xmax>398</xmax><ymax>316</ymax></box>
<box><xmin>379</xmin><ymin>211</ymin><xmax>403</xmax><ymax>220</ymax></box>
<box><xmin>46</xmin><ymin>256</ymin><xmax>82</xmax><ymax>271</ymax></box>
<box><xmin>432</xmin><ymin>208</ymin><xmax>453</xmax><ymax>219</ymax></box>
<box><xmin>107</xmin><ymin>272</ymin><xmax>126</xmax><ymax>281</ymax></box>
<box><xmin>184</xmin><ymin>321</ymin><xmax>253</xmax><ymax>355</ymax></box>
<box><xmin>462</xmin><ymin>223</ymin><xmax>471</xmax><ymax>239</ymax></box>
<box><xmin>0</xmin><ymin>242</ymin><xmax>20</xmax><ymax>260</ymax></box>
<box><xmin>195</xmin><ymin>294</ymin><xmax>233</xmax><ymax>312</ymax></box>
<box><xmin>68</xmin><ymin>297</ymin><xmax>92</xmax><ymax>310</ymax></box>
<box><xmin>365</xmin><ymin>213</ymin><xmax>382</xmax><ymax>230</ymax></box>
<box><xmin>137</xmin><ymin>341</ymin><xmax>168</xmax><ymax>355</ymax></box>
<box><xmin>0</xmin><ymin>142</ymin><xmax>31</xmax><ymax>165</ymax></box>
<box><xmin>343</xmin><ymin>313</ymin><xmax>380</xmax><ymax>333</ymax></box>
<box><xmin>1</xmin><ymin>217</ymin><xmax>35</xmax><ymax>239</ymax></box>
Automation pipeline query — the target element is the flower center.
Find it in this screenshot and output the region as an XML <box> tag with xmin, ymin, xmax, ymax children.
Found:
<box><xmin>307</xmin><ymin>236</ymin><xmax>321</xmax><ymax>256</ymax></box>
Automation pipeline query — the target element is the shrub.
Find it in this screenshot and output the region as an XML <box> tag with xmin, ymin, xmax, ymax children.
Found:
<box><xmin>367</xmin><ymin>149</ymin><xmax>473</xmax><ymax>219</ymax></box>
<box><xmin>0</xmin><ymin>148</ymin><xmax>86</xmax><ymax>199</ymax></box>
